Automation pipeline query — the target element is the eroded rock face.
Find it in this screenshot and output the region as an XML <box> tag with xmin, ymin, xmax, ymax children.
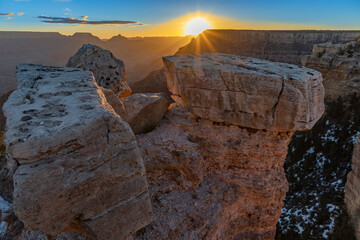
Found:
<box><xmin>66</xmin><ymin>44</ymin><xmax>132</xmax><ymax>98</ymax></box>
<box><xmin>176</xmin><ymin>30</ymin><xmax>360</xmax><ymax>64</ymax></box>
<box><xmin>119</xmin><ymin>93</ymin><xmax>171</xmax><ymax>134</ymax></box>
<box><xmin>346</xmin><ymin>136</ymin><xmax>360</xmax><ymax>239</ymax></box>
<box><xmin>133</xmin><ymin>54</ymin><xmax>325</xmax><ymax>240</ymax></box>
<box><xmin>2</xmin><ymin>64</ymin><xmax>151</xmax><ymax>239</ymax></box>
<box><xmin>135</xmin><ymin>104</ymin><xmax>292</xmax><ymax>240</ymax></box>
<box><xmin>302</xmin><ymin>39</ymin><xmax>360</xmax><ymax>100</ymax></box>
<box><xmin>163</xmin><ymin>53</ymin><xmax>325</xmax><ymax>132</ymax></box>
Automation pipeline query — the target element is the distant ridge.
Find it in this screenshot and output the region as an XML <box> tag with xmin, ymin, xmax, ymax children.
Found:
<box><xmin>176</xmin><ymin>29</ymin><xmax>360</xmax><ymax>64</ymax></box>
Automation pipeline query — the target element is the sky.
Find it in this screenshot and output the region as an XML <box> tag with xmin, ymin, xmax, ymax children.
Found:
<box><xmin>0</xmin><ymin>0</ymin><xmax>360</xmax><ymax>38</ymax></box>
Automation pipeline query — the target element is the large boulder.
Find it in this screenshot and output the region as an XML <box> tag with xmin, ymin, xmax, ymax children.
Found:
<box><xmin>119</xmin><ymin>93</ymin><xmax>171</xmax><ymax>134</ymax></box>
<box><xmin>163</xmin><ymin>53</ymin><xmax>325</xmax><ymax>132</ymax></box>
<box><xmin>2</xmin><ymin>64</ymin><xmax>151</xmax><ymax>239</ymax></box>
<box><xmin>66</xmin><ymin>44</ymin><xmax>132</xmax><ymax>98</ymax></box>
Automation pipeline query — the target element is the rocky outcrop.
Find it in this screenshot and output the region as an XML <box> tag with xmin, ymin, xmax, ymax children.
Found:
<box><xmin>135</xmin><ymin>105</ymin><xmax>293</xmax><ymax>240</ymax></box>
<box><xmin>346</xmin><ymin>136</ymin><xmax>360</xmax><ymax>239</ymax></box>
<box><xmin>163</xmin><ymin>53</ymin><xmax>324</xmax><ymax>132</ymax></box>
<box><xmin>302</xmin><ymin>39</ymin><xmax>360</xmax><ymax>100</ymax></box>
<box><xmin>2</xmin><ymin>64</ymin><xmax>151</xmax><ymax>239</ymax></box>
<box><xmin>119</xmin><ymin>93</ymin><xmax>171</xmax><ymax>134</ymax></box>
<box><xmin>132</xmin><ymin>54</ymin><xmax>325</xmax><ymax>239</ymax></box>
<box><xmin>176</xmin><ymin>30</ymin><xmax>360</xmax><ymax>65</ymax></box>
<box><xmin>66</xmin><ymin>44</ymin><xmax>132</xmax><ymax>98</ymax></box>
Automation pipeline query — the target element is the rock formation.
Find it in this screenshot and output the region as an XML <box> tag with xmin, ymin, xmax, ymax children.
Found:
<box><xmin>133</xmin><ymin>53</ymin><xmax>325</xmax><ymax>239</ymax></box>
<box><xmin>176</xmin><ymin>30</ymin><xmax>360</xmax><ymax>65</ymax></box>
<box><xmin>302</xmin><ymin>38</ymin><xmax>360</xmax><ymax>100</ymax></box>
<box><xmin>346</xmin><ymin>136</ymin><xmax>360</xmax><ymax>239</ymax></box>
<box><xmin>2</xmin><ymin>64</ymin><xmax>151</xmax><ymax>239</ymax></box>
<box><xmin>163</xmin><ymin>53</ymin><xmax>324</xmax><ymax>132</ymax></box>
<box><xmin>66</xmin><ymin>44</ymin><xmax>132</xmax><ymax>98</ymax></box>
<box><xmin>118</xmin><ymin>93</ymin><xmax>171</xmax><ymax>134</ymax></box>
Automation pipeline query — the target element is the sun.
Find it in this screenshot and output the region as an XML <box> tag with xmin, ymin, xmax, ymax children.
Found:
<box><xmin>185</xmin><ymin>17</ymin><xmax>211</xmax><ymax>36</ymax></box>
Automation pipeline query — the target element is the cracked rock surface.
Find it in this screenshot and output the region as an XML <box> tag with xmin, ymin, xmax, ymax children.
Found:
<box><xmin>118</xmin><ymin>93</ymin><xmax>171</xmax><ymax>134</ymax></box>
<box><xmin>2</xmin><ymin>64</ymin><xmax>151</xmax><ymax>239</ymax></box>
<box><xmin>302</xmin><ymin>39</ymin><xmax>360</xmax><ymax>100</ymax></box>
<box><xmin>135</xmin><ymin>104</ymin><xmax>293</xmax><ymax>240</ymax></box>
<box><xmin>66</xmin><ymin>44</ymin><xmax>132</xmax><ymax>98</ymax></box>
<box><xmin>163</xmin><ymin>53</ymin><xmax>325</xmax><ymax>132</ymax></box>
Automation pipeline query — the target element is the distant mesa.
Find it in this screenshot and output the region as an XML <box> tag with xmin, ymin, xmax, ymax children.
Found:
<box><xmin>107</xmin><ymin>34</ymin><xmax>128</xmax><ymax>43</ymax></box>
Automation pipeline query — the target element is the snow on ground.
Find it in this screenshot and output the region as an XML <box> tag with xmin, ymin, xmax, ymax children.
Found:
<box><xmin>0</xmin><ymin>196</ymin><xmax>11</xmax><ymax>236</ymax></box>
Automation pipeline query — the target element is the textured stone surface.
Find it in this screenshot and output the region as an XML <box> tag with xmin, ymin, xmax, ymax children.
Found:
<box><xmin>134</xmin><ymin>104</ymin><xmax>293</xmax><ymax>240</ymax></box>
<box><xmin>346</xmin><ymin>136</ymin><xmax>360</xmax><ymax>239</ymax></box>
<box><xmin>119</xmin><ymin>93</ymin><xmax>171</xmax><ymax>134</ymax></box>
<box><xmin>163</xmin><ymin>53</ymin><xmax>325</xmax><ymax>132</ymax></box>
<box><xmin>100</xmin><ymin>87</ymin><xmax>125</xmax><ymax>115</ymax></box>
<box><xmin>66</xmin><ymin>44</ymin><xmax>131</xmax><ymax>98</ymax></box>
<box><xmin>302</xmin><ymin>39</ymin><xmax>360</xmax><ymax>100</ymax></box>
<box><xmin>176</xmin><ymin>30</ymin><xmax>360</xmax><ymax>65</ymax></box>
<box><xmin>2</xmin><ymin>64</ymin><xmax>151</xmax><ymax>239</ymax></box>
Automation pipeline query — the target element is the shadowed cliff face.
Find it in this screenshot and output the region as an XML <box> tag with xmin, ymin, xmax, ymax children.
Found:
<box><xmin>176</xmin><ymin>30</ymin><xmax>360</xmax><ymax>65</ymax></box>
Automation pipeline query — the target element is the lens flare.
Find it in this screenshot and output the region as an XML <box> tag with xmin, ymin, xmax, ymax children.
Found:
<box><xmin>185</xmin><ymin>17</ymin><xmax>211</xmax><ymax>35</ymax></box>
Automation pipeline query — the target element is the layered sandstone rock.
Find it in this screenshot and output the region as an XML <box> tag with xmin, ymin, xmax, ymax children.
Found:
<box><xmin>66</xmin><ymin>44</ymin><xmax>132</xmax><ymax>98</ymax></box>
<box><xmin>346</xmin><ymin>136</ymin><xmax>360</xmax><ymax>239</ymax></box>
<box><xmin>135</xmin><ymin>104</ymin><xmax>293</xmax><ymax>240</ymax></box>
<box><xmin>119</xmin><ymin>93</ymin><xmax>171</xmax><ymax>134</ymax></box>
<box><xmin>302</xmin><ymin>39</ymin><xmax>360</xmax><ymax>100</ymax></box>
<box><xmin>176</xmin><ymin>30</ymin><xmax>360</xmax><ymax>65</ymax></box>
<box><xmin>2</xmin><ymin>64</ymin><xmax>151</xmax><ymax>239</ymax></box>
<box><xmin>163</xmin><ymin>53</ymin><xmax>325</xmax><ymax>132</ymax></box>
<box><xmin>132</xmin><ymin>54</ymin><xmax>325</xmax><ymax>239</ymax></box>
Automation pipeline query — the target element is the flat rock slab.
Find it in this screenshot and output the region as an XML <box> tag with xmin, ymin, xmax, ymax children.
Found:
<box><xmin>163</xmin><ymin>53</ymin><xmax>325</xmax><ymax>132</ymax></box>
<box><xmin>67</xmin><ymin>44</ymin><xmax>132</xmax><ymax>98</ymax></box>
<box><xmin>3</xmin><ymin>64</ymin><xmax>151</xmax><ymax>239</ymax></box>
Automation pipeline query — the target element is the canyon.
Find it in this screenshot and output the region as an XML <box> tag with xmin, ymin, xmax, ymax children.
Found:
<box><xmin>0</xmin><ymin>31</ymin><xmax>192</xmax><ymax>96</ymax></box>
<box><xmin>1</xmin><ymin>30</ymin><xmax>360</xmax><ymax>239</ymax></box>
<box><xmin>0</xmin><ymin>50</ymin><xmax>325</xmax><ymax>239</ymax></box>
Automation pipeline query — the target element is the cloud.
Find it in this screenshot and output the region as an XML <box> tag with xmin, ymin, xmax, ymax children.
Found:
<box><xmin>0</xmin><ymin>13</ymin><xmax>13</xmax><ymax>16</ymax></box>
<box><xmin>38</xmin><ymin>15</ymin><xmax>142</xmax><ymax>25</ymax></box>
<box><xmin>7</xmin><ymin>17</ymin><xmax>12</xmax><ymax>20</ymax></box>
<box><xmin>17</xmin><ymin>12</ymin><xmax>24</xmax><ymax>16</ymax></box>
<box><xmin>63</xmin><ymin>8</ymin><xmax>71</xmax><ymax>12</ymax></box>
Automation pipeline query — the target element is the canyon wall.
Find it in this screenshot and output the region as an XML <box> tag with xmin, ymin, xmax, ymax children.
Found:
<box><xmin>176</xmin><ymin>30</ymin><xmax>360</xmax><ymax>65</ymax></box>
<box><xmin>302</xmin><ymin>38</ymin><xmax>360</xmax><ymax>100</ymax></box>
